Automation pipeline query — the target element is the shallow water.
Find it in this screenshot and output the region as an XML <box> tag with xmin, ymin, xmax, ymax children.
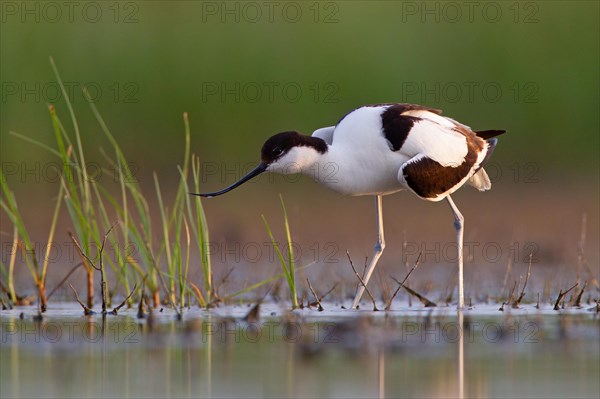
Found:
<box><xmin>1</xmin><ymin>302</ymin><xmax>598</xmax><ymax>398</ymax></box>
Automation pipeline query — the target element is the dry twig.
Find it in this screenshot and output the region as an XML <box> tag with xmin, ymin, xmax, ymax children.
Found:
<box><xmin>307</xmin><ymin>278</ymin><xmax>324</xmax><ymax>311</ymax></box>
<box><xmin>573</xmin><ymin>281</ymin><xmax>587</xmax><ymax>308</ymax></box>
<box><xmin>391</xmin><ymin>276</ymin><xmax>437</xmax><ymax>307</ymax></box>
<box><xmin>513</xmin><ymin>253</ymin><xmax>533</xmax><ymax>308</ymax></box>
<box><xmin>69</xmin><ymin>222</ymin><xmax>118</xmax><ymax>314</ymax></box>
<box><xmin>111</xmin><ymin>283</ymin><xmax>138</xmax><ymax>315</ymax></box>
<box><xmin>347</xmin><ymin>251</ymin><xmax>378</xmax><ymax>310</ymax></box>
<box><xmin>385</xmin><ymin>252</ymin><xmax>422</xmax><ymax>310</ymax></box>
<box><xmin>69</xmin><ymin>284</ymin><xmax>95</xmax><ymax>315</ymax></box>
<box><xmin>553</xmin><ymin>283</ymin><xmax>579</xmax><ymax>310</ymax></box>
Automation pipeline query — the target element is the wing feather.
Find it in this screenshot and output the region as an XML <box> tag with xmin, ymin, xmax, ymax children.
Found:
<box><xmin>312</xmin><ymin>126</ymin><xmax>335</xmax><ymax>145</ymax></box>
<box><xmin>399</xmin><ymin>119</ymin><xmax>469</xmax><ymax>166</ymax></box>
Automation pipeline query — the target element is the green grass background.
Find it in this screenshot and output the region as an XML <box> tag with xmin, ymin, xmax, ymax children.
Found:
<box><xmin>1</xmin><ymin>0</ymin><xmax>599</xmax><ymax>300</ymax></box>
<box><xmin>1</xmin><ymin>1</ymin><xmax>598</xmax><ymax>191</ymax></box>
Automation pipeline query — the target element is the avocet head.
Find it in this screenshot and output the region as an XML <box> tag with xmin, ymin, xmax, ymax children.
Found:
<box><xmin>191</xmin><ymin>131</ymin><xmax>327</xmax><ymax>197</ymax></box>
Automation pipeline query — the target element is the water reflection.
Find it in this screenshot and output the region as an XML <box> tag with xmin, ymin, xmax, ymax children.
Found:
<box><xmin>458</xmin><ymin>310</ymin><xmax>464</xmax><ymax>399</ymax></box>
<box><xmin>378</xmin><ymin>349</ymin><xmax>385</xmax><ymax>399</ymax></box>
<box><xmin>1</xmin><ymin>306</ymin><xmax>598</xmax><ymax>398</ymax></box>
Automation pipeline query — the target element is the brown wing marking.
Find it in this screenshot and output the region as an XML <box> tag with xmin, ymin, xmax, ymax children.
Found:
<box><xmin>402</xmin><ymin>151</ymin><xmax>477</xmax><ymax>199</ymax></box>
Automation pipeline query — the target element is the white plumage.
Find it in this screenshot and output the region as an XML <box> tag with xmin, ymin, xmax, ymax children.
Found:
<box><xmin>193</xmin><ymin>103</ymin><xmax>505</xmax><ymax>309</ymax></box>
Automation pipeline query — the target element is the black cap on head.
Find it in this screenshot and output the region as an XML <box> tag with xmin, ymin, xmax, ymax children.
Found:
<box><xmin>190</xmin><ymin>131</ymin><xmax>327</xmax><ymax>198</ymax></box>
<box><xmin>261</xmin><ymin>131</ymin><xmax>303</xmax><ymax>164</ymax></box>
<box><xmin>261</xmin><ymin>131</ymin><xmax>328</xmax><ymax>164</ymax></box>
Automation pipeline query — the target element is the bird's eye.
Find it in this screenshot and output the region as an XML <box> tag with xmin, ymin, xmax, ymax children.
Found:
<box><xmin>273</xmin><ymin>147</ymin><xmax>283</xmax><ymax>156</ymax></box>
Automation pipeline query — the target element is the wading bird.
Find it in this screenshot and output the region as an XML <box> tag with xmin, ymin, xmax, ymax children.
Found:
<box><xmin>191</xmin><ymin>103</ymin><xmax>505</xmax><ymax>309</ymax></box>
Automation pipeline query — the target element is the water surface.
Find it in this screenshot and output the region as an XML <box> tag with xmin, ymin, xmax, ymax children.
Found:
<box><xmin>1</xmin><ymin>303</ymin><xmax>598</xmax><ymax>398</ymax></box>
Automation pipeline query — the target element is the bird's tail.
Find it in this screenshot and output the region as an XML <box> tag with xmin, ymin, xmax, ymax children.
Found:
<box><xmin>475</xmin><ymin>129</ymin><xmax>506</xmax><ymax>140</ymax></box>
<box><xmin>467</xmin><ymin>168</ymin><xmax>492</xmax><ymax>191</ymax></box>
<box><xmin>479</xmin><ymin>137</ymin><xmax>499</xmax><ymax>169</ymax></box>
<box><xmin>468</xmin><ymin>137</ymin><xmax>501</xmax><ymax>191</ymax></box>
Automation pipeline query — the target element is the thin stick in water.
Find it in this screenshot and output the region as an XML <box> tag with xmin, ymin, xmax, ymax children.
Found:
<box><xmin>111</xmin><ymin>283</ymin><xmax>138</xmax><ymax>315</ymax></box>
<box><xmin>70</xmin><ymin>284</ymin><xmax>95</xmax><ymax>315</ymax></box>
<box><xmin>385</xmin><ymin>252</ymin><xmax>422</xmax><ymax>310</ymax></box>
<box><xmin>347</xmin><ymin>251</ymin><xmax>378</xmax><ymax>311</ymax></box>
<box><xmin>553</xmin><ymin>283</ymin><xmax>579</xmax><ymax>310</ymax></box>
<box><xmin>513</xmin><ymin>253</ymin><xmax>532</xmax><ymax>308</ymax></box>
<box><xmin>306</xmin><ymin>278</ymin><xmax>324</xmax><ymax>311</ymax></box>
<box><xmin>391</xmin><ymin>276</ymin><xmax>437</xmax><ymax>308</ymax></box>
<box><xmin>573</xmin><ymin>281</ymin><xmax>587</xmax><ymax>308</ymax></box>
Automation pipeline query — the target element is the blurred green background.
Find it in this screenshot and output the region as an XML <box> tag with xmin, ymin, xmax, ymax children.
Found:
<box><xmin>1</xmin><ymin>1</ymin><xmax>599</xmax><ymax>279</ymax></box>
<box><xmin>2</xmin><ymin>1</ymin><xmax>598</xmax><ymax>177</ymax></box>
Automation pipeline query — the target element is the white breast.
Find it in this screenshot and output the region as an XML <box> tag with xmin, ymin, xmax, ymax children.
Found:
<box><xmin>309</xmin><ymin>106</ymin><xmax>409</xmax><ymax>195</ymax></box>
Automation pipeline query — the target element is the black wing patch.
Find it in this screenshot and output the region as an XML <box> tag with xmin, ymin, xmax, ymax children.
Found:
<box><xmin>380</xmin><ymin>104</ymin><xmax>444</xmax><ymax>151</ymax></box>
<box><xmin>370</xmin><ymin>103</ymin><xmax>442</xmax><ymax>115</ymax></box>
<box><xmin>381</xmin><ymin>107</ymin><xmax>419</xmax><ymax>151</ymax></box>
<box><xmin>336</xmin><ymin>103</ymin><xmax>442</xmax><ymax>127</ymax></box>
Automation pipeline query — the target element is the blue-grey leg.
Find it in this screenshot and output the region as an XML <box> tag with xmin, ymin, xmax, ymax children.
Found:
<box><xmin>446</xmin><ymin>195</ymin><xmax>465</xmax><ymax>309</ymax></box>
<box><xmin>351</xmin><ymin>195</ymin><xmax>385</xmax><ymax>309</ymax></box>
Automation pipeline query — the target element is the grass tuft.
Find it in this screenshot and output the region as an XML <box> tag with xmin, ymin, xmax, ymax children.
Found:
<box><xmin>261</xmin><ymin>194</ymin><xmax>298</xmax><ymax>309</ymax></box>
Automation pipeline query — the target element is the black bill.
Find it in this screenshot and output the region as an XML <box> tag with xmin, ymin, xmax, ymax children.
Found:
<box><xmin>189</xmin><ymin>162</ymin><xmax>268</xmax><ymax>198</ymax></box>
